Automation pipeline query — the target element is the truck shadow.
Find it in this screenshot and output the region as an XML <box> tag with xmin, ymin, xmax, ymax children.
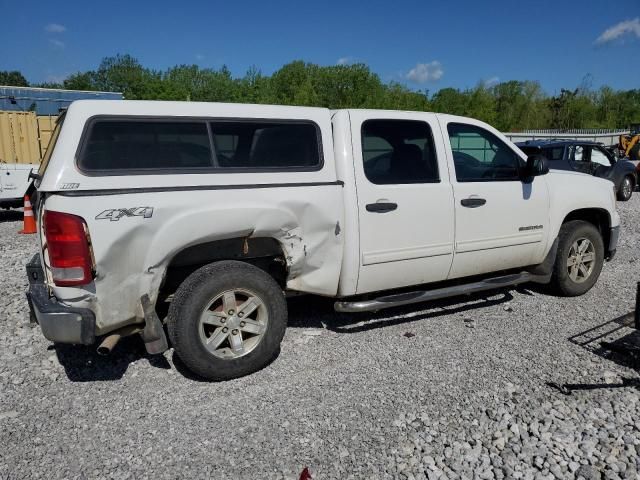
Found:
<box><xmin>0</xmin><ymin>210</ymin><xmax>23</xmax><ymax>223</ymax></box>
<box><xmin>287</xmin><ymin>288</ymin><xmax>516</xmax><ymax>333</ymax></box>
<box><xmin>52</xmin><ymin>335</ymin><xmax>171</xmax><ymax>382</ymax></box>
<box><xmin>54</xmin><ymin>287</ymin><xmax>519</xmax><ymax>382</ymax></box>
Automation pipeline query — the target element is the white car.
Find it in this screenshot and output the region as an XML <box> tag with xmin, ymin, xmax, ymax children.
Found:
<box><xmin>0</xmin><ymin>163</ymin><xmax>36</xmax><ymax>209</ymax></box>
<box><xmin>27</xmin><ymin>100</ymin><xmax>620</xmax><ymax>380</ymax></box>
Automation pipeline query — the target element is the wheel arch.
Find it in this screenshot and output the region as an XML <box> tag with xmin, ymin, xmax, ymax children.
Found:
<box><xmin>560</xmin><ymin>208</ymin><xmax>612</xmax><ymax>256</ymax></box>
<box><xmin>159</xmin><ymin>236</ymin><xmax>289</xmax><ymax>300</ymax></box>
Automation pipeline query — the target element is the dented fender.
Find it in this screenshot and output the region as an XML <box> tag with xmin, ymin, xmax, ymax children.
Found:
<box><xmin>42</xmin><ymin>187</ymin><xmax>344</xmax><ymax>333</ymax></box>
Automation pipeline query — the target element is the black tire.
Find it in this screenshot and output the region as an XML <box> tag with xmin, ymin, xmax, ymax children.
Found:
<box><xmin>167</xmin><ymin>260</ymin><xmax>287</xmax><ymax>381</ymax></box>
<box><xmin>616</xmin><ymin>175</ymin><xmax>634</xmax><ymax>201</ymax></box>
<box><xmin>549</xmin><ymin>220</ymin><xmax>604</xmax><ymax>297</ymax></box>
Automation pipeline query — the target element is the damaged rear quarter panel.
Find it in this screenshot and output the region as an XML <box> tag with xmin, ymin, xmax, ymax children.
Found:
<box><xmin>45</xmin><ymin>187</ymin><xmax>344</xmax><ymax>333</ymax></box>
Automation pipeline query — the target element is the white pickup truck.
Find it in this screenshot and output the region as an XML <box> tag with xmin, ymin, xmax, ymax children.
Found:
<box><xmin>27</xmin><ymin>100</ymin><xmax>620</xmax><ymax>380</ymax></box>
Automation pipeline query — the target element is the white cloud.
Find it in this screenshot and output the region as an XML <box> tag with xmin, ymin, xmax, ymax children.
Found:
<box><xmin>195</xmin><ymin>53</ymin><xmax>205</xmax><ymax>61</ymax></box>
<box><xmin>595</xmin><ymin>17</ymin><xmax>640</xmax><ymax>44</ymax></box>
<box><xmin>337</xmin><ymin>57</ymin><xmax>352</xmax><ymax>65</ymax></box>
<box><xmin>406</xmin><ymin>61</ymin><xmax>443</xmax><ymax>83</ymax></box>
<box><xmin>45</xmin><ymin>23</ymin><xmax>66</xmax><ymax>33</ymax></box>
<box><xmin>483</xmin><ymin>76</ymin><xmax>500</xmax><ymax>87</ymax></box>
<box><xmin>49</xmin><ymin>39</ymin><xmax>65</xmax><ymax>49</ymax></box>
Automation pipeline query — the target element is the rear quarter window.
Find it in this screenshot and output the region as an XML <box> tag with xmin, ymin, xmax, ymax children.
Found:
<box><xmin>77</xmin><ymin>117</ymin><xmax>323</xmax><ymax>174</ymax></box>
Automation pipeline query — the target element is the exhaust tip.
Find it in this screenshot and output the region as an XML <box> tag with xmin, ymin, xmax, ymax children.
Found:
<box><xmin>96</xmin><ymin>345</ymin><xmax>111</xmax><ymax>356</ymax></box>
<box><xmin>97</xmin><ymin>333</ymin><xmax>121</xmax><ymax>356</ymax></box>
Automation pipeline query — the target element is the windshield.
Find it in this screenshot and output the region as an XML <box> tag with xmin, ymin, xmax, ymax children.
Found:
<box><xmin>38</xmin><ymin>112</ymin><xmax>65</xmax><ymax>176</ymax></box>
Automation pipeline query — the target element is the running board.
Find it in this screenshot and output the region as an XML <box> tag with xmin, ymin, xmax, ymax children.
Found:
<box><xmin>334</xmin><ymin>272</ymin><xmax>550</xmax><ymax>313</ymax></box>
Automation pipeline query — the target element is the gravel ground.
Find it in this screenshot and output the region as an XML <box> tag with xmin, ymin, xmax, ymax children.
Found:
<box><xmin>1</xmin><ymin>200</ymin><xmax>640</xmax><ymax>480</ymax></box>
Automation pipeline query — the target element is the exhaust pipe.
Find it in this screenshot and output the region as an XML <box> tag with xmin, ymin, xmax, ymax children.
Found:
<box><xmin>97</xmin><ymin>333</ymin><xmax>121</xmax><ymax>356</ymax></box>
<box><xmin>95</xmin><ymin>325</ymin><xmax>143</xmax><ymax>356</ymax></box>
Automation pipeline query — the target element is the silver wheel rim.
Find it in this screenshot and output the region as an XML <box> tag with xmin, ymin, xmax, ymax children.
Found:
<box><xmin>199</xmin><ymin>288</ymin><xmax>268</xmax><ymax>360</ymax></box>
<box><xmin>566</xmin><ymin>237</ymin><xmax>596</xmax><ymax>284</ymax></box>
<box><xmin>623</xmin><ymin>178</ymin><xmax>632</xmax><ymax>198</ymax></box>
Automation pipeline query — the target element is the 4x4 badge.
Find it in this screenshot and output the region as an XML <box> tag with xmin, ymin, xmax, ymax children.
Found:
<box><xmin>96</xmin><ymin>207</ymin><xmax>154</xmax><ymax>222</ymax></box>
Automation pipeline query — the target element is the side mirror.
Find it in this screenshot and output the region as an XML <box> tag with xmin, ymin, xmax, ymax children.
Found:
<box><xmin>522</xmin><ymin>154</ymin><xmax>549</xmax><ymax>181</ymax></box>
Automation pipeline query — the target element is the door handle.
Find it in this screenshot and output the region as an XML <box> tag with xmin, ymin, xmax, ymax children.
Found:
<box><xmin>460</xmin><ymin>197</ymin><xmax>486</xmax><ymax>208</ymax></box>
<box><xmin>366</xmin><ymin>202</ymin><xmax>398</xmax><ymax>213</ymax></box>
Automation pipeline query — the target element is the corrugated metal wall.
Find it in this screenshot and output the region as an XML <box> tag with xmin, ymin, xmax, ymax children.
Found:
<box><xmin>0</xmin><ymin>86</ymin><xmax>123</xmax><ymax>115</ymax></box>
<box><xmin>0</xmin><ymin>111</ymin><xmax>58</xmax><ymax>164</ymax></box>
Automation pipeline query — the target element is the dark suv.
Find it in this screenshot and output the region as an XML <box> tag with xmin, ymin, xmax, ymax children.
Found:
<box><xmin>517</xmin><ymin>140</ymin><xmax>637</xmax><ymax>201</ymax></box>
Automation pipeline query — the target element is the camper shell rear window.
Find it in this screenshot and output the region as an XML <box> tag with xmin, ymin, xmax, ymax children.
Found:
<box><xmin>77</xmin><ymin>116</ymin><xmax>323</xmax><ymax>175</ymax></box>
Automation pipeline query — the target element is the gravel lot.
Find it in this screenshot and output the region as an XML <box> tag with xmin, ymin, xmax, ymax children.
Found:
<box><xmin>1</xmin><ymin>200</ymin><xmax>640</xmax><ymax>480</ymax></box>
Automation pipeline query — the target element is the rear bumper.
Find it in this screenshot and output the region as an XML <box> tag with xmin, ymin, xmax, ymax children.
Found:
<box><xmin>26</xmin><ymin>254</ymin><xmax>96</xmax><ymax>345</ymax></box>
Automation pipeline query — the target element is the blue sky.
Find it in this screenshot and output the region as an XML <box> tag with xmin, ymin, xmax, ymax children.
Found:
<box><xmin>1</xmin><ymin>0</ymin><xmax>639</xmax><ymax>94</ymax></box>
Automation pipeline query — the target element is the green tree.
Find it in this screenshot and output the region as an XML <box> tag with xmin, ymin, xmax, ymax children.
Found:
<box><xmin>0</xmin><ymin>70</ymin><xmax>28</xmax><ymax>86</ymax></box>
<box><xmin>30</xmin><ymin>53</ymin><xmax>640</xmax><ymax>131</ymax></box>
<box><xmin>431</xmin><ymin>88</ymin><xmax>469</xmax><ymax>116</ymax></box>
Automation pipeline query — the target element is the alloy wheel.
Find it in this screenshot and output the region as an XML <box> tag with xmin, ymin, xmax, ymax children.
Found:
<box><xmin>198</xmin><ymin>289</ymin><xmax>268</xmax><ymax>359</ymax></box>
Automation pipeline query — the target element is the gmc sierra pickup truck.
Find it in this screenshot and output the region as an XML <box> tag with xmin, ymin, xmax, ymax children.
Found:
<box><xmin>27</xmin><ymin>100</ymin><xmax>620</xmax><ymax>380</ymax></box>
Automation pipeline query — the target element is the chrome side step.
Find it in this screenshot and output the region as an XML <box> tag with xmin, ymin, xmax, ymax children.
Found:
<box><xmin>334</xmin><ymin>272</ymin><xmax>550</xmax><ymax>313</ymax></box>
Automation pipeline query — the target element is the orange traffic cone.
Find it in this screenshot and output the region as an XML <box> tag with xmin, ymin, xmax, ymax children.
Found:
<box><xmin>19</xmin><ymin>195</ymin><xmax>37</xmax><ymax>234</ymax></box>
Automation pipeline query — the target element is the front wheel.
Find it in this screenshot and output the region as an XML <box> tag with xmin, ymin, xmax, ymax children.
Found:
<box><xmin>617</xmin><ymin>175</ymin><xmax>634</xmax><ymax>201</ymax></box>
<box><xmin>168</xmin><ymin>260</ymin><xmax>287</xmax><ymax>381</ymax></box>
<box><xmin>549</xmin><ymin>220</ymin><xmax>604</xmax><ymax>296</ymax></box>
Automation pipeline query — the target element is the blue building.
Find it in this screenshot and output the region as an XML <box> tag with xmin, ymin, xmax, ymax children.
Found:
<box><xmin>0</xmin><ymin>86</ymin><xmax>123</xmax><ymax>115</ymax></box>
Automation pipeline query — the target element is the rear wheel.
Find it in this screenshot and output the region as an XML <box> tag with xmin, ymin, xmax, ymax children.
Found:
<box><xmin>168</xmin><ymin>260</ymin><xmax>287</xmax><ymax>381</ymax></box>
<box><xmin>549</xmin><ymin>220</ymin><xmax>604</xmax><ymax>296</ymax></box>
<box><xmin>617</xmin><ymin>175</ymin><xmax>634</xmax><ymax>201</ymax></box>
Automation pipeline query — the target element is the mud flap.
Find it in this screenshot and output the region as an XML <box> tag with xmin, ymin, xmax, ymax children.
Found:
<box><xmin>140</xmin><ymin>294</ymin><xmax>169</xmax><ymax>355</ymax></box>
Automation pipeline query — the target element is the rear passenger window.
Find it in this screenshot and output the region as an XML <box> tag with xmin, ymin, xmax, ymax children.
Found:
<box><xmin>210</xmin><ymin>122</ymin><xmax>321</xmax><ymax>169</ymax></box>
<box><xmin>361</xmin><ymin>119</ymin><xmax>439</xmax><ymax>184</ymax></box>
<box><xmin>79</xmin><ymin>121</ymin><xmax>212</xmax><ymax>171</ymax></box>
<box><xmin>78</xmin><ymin>118</ymin><xmax>322</xmax><ymax>173</ymax></box>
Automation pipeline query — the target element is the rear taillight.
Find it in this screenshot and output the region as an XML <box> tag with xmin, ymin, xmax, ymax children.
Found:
<box><xmin>43</xmin><ymin>210</ymin><xmax>94</xmax><ymax>287</ymax></box>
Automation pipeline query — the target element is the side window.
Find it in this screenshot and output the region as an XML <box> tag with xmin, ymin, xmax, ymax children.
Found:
<box><xmin>569</xmin><ymin>145</ymin><xmax>585</xmax><ymax>163</ymax></box>
<box><xmin>80</xmin><ymin>121</ymin><xmax>213</xmax><ymax>171</ymax></box>
<box><xmin>210</xmin><ymin>122</ymin><xmax>321</xmax><ymax>169</ymax></box>
<box><xmin>447</xmin><ymin>123</ymin><xmax>522</xmax><ymax>182</ymax></box>
<box><xmin>78</xmin><ymin>119</ymin><xmax>322</xmax><ymax>173</ymax></box>
<box><xmin>542</xmin><ymin>147</ymin><xmax>564</xmax><ymax>161</ymax></box>
<box><xmin>590</xmin><ymin>147</ymin><xmax>612</xmax><ymax>167</ymax></box>
<box><xmin>361</xmin><ymin>119</ymin><xmax>439</xmax><ymax>185</ymax></box>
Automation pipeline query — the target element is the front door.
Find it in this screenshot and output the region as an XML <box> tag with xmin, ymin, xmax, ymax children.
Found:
<box><xmin>442</xmin><ymin>118</ymin><xmax>550</xmax><ymax>279</ymax></box>
<box><xmin>350</xmin><ymin>111</ymin><xmax>455</xmax><ymax>294</ymax></box>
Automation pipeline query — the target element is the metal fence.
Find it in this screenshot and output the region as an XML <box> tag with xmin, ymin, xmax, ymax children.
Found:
<box><xmin>504</xmin><ymin>129</ymin><xmax>629</xmax><ymax>147</ymax></box>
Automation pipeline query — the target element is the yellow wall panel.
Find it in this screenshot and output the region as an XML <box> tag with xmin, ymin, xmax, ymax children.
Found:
<box><xmin>0</xmin><ymin>111</ymin><xmax>59</xmax><ymax>164</ymax></box>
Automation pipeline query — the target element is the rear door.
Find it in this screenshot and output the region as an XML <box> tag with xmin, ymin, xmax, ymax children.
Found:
<box><xmin>568</xmin><ymin>144</ymin><xmax>592</xmax><ymax>174</ymax></box>
<box><xmin>441</xmin><ymin>117</ymin><xmax>550</xmax><ymax>279</ymax></box>
<box><xmin>350</xmin><ymin>111</ymin><xmax>455</xmax><ymax>294</ymax></box>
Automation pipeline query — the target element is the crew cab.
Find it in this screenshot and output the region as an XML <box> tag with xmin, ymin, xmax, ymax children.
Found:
<box><xmin>27</xmin><ymin>101</ymin><xmax>620</xmax><ymax>380</ymax></box>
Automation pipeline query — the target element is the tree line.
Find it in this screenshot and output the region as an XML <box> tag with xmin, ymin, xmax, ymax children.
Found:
<box><xmin>2</xmin><ymin>54</ymin><xmax>639</xmax><ymax>131</ymax></box>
